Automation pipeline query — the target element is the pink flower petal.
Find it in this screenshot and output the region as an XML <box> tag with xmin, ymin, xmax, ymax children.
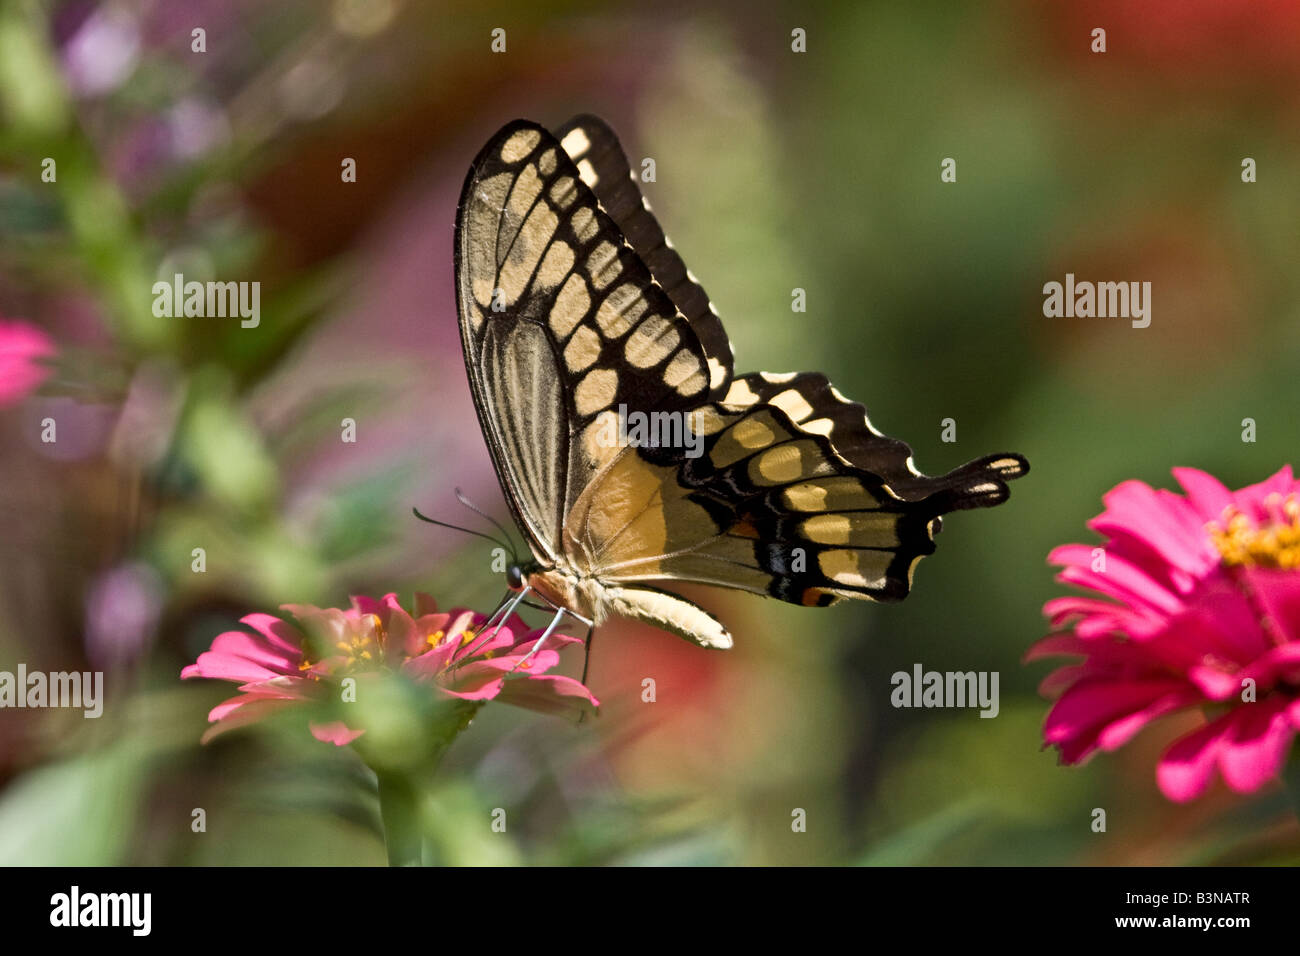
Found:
<box><xmin>1090</xmin><ymin>480</ymin><xmax>1217</xmax><ymax>577</ymax></box>
<box><xmin>0</xmin><ymin>319</ymin><xmax>55</xmax><ymax>406</ymax></box>
<box><xmin>1172</xmin><ymin>467</ymin><xmax>1234</xmax><ymax>520</ymax></box>
<box><xmin>199</xmin><ymin>697</ymin><xmax>300</xmax><ymax>744</ymax></box>
<box><xmin>1158</xmin><ymin>717</ymin><xmax>1230</xmax><ymax>802</ymax></box>
<box><xmin>496</xmin><ymin>674</ymin><xmax>600</xmax><ymax>718</ymax></box>
<box><xmin>1217</xmin><ymin>696</ymin><xmax>1293</xmax><ymax>794</ymax></box>
<box><xmin>309</xmin><ymin>721</ymin><xmax>366</xmax><ymax>746</ymax></box>
<box><xmin>1035</xmin><ymin>466</ymin><xmax>1300</xmax><ymax>803</ymax></box>
<box><xmin>240</xmin><ymin>613</ymin><xmax>305</xmax><ymax>656</ymax></box>
<box><xmin>1044</xmin><ymin>678</ymin><xmax>1188</xmax><ymax>762</ymax></box>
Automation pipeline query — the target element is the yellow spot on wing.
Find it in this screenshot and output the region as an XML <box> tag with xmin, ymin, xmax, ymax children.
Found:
<box><xmin>688</xmin><ymin>406</ymin><xmax>730</xmax><ymax>437</ymax></box>
<box><xmin>803</xmin><ymin>512</ymin><xmax>901</xmax><ymax>547</ymax></box>
<box><xmin>783</xmin><ymin>482</ymin><xmax>828</xmax><ymax>511</ymax></box>
<box><xmin>551</xmin><ymin>274</ymin><xmax>590</xmax><ymax>338</ymax></box>
<box><xmin>498</xmin><ymin>203</ymin><xmax>558</xmax><ymax>302</ymax></box>
<box><xmin>598</xmin><ymin>285</ymin><xmax>647</xmax><ymax>339</ymax></box>
<box><xmin>575</xmin><ymin>368</ymin><xmax>619</xmax><ymax>416</ymax></box>
<box><xmin>783</xmin><ymin>476</ymin><xmax>875</xmax><ymax>511</ymax></box>
<box><xmin>550</xmin><ymin>176</ymin><xmax>577</xmax><ymax>209</ymax></box>
<box><xmin>505</xmin><ymin>164</ymin><xmax>544</xmax><ymax>221</ymax></box>
<box><xmin>799</xmin><ymin>417</ymin><xmax>835</xmax><ymax>436</ymax></box>
<box><xmin>734</xmin><ymin>416</ymin><xmax>775</xmax><ymax>449</ymax></box>
<box><xmin>662</xmin><ymin>350</ymin><xmax>701</xmax><ymax>388</ymax></box>
<box><xmin>818</xmin><ymin>549</ymin><xmax>887</xmax><ymax>590</ymax></box>
<box><xmin>572</xmin><ymin>207</ymin><xmax>598</xmax><ymax>242</ymax></box>
<box><xmin>560</xmin><ymin>127</ymin><xmax>592</xmax><ymax>158</ymax></box>
<box><xmin>753</xmin><ymin>444</ymin><xmax>804</xmax><ymax>484</ymax></box>
<box><xmin>802</xmin><ymin>514</ymin><xmax>852</xmax><ymax>544</ymax></box>
<box><xmin>707</xmin><ymin>356</ymin><xmax>727</xmax><ymax>390</ymax></box>
<box><xmin>535</xmin><ymin>241</ymin><xmax>574</xmax><ymax>291</ymax></box>
<box><xmin>564</xmin><ymin>325</ymin><xmax>602</xmax><ymax>372</ymax></box>
<box><xmin>710</xmin><ymin>412</ymin><xmax>781</xmax><ymax>469</ymax></box>
<box><xmin>770</xmin><ymin>388</ymin><xmax>814</xmax><ymax>423</ymax></box>
<box><xmin>674</xmin><ymin>368</ymin><xmax>707</xmax><ymax>396</ymax></box>
<box><xmin>723</xmin><ymin>379</ymin><xmax>760</xmax><ymax>406</ymax></box>
<box><xmin>501</xmin><ymin>128</ymin><xmax>541</xmax><ymax>163</ymax></box>
<box><xmin>624</xmin><ymin>315</ymin><xmax>678</xmax><ymax>367</ymax></box>
<box><xmin>589</xmin><ymin>241</ymin><xmax>621</xmax><ymax>290</ymax></box>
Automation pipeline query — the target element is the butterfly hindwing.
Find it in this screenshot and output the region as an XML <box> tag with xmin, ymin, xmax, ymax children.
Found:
<box><xmin>721</xmin><ymin>372</ymin><xmax>1029</xmax><ymax>511</ymax></box>
<box><xmin>568</xmin><ymin>376</ymin><xmax>1024</xmax><ymax>607</ymax></box>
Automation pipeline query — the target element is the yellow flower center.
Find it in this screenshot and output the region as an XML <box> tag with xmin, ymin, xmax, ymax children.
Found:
<box><xmin>334</xmin><ymin>614</ymin><xmax>382</xmax><ymax>669</ymax></box>
<box><xmin>1207</xmin><ymin>494</ymin><xmax>1300</xmax><ymax>569</ymax></box>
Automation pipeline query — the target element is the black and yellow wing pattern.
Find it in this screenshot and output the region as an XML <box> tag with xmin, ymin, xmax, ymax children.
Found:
<box><xmin>454</xmin><ymin>116</ymin><xmax>1027</xmax><ymax>647</ymax></box>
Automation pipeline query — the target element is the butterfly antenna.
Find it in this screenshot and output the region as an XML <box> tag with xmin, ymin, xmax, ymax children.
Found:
<box><xmin>453</xmin><ymin>488</ymin><xmax>522</xmax><ymax>562</ymax></box>
<box><xmin>411</xmin><ymin>507</ymin><xmax>511</xmax><ymax>554</ymax></box>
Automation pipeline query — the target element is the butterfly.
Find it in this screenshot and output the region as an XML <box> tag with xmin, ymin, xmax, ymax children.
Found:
<box><xmin>452</xmin><ymin>115</ymin><xmax>1027</xmax><ymax>651</ymax></box>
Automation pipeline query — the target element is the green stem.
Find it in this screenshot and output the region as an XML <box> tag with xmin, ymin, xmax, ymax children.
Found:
<box><xmin>367</xmin><ymin>701</ymin><xmax>482</xmax><ymax>865</ymax></box>
<box><xmin>375</xmin><ymin>772</ymin><xmax>422</xmax><ymax>867</ymax></box>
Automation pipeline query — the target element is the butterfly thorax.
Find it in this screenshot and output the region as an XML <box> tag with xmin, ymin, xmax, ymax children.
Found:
<box><xmin>527</xmin><ymin>565</ymin><xmax>605</xmax><ymax>623</ymax></box>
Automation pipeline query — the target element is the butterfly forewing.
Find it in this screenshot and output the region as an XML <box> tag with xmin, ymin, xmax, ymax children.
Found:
<box><xmin>455</xmin><ymin>120</ymin><xmax>715</xmax><ymax>563</ymax></box>
<box><xmin>554</xmin><ymin>115</ymin><xmax>735</xmax><ymax>397</ymax></box>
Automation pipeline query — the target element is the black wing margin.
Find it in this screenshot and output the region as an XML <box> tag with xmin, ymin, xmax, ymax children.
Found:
<box><xmin>554</xmin><ymin>115</ymin><xmax>735</xmax><ymax>398</ymax></box>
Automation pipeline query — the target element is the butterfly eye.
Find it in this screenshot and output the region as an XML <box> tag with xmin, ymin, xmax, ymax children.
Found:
<box><xmin>506</xmin><ymin>565</ymin><xmax>526</xmax><ymax>591</ymax></box>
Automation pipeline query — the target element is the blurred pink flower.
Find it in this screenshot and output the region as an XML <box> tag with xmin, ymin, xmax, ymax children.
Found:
<box><xmin>183</xmin><ymin>593</ymin><xmax>597</xmax><ymax>744</ymax></box>
<box><xmin>58</xmin><ymin>5</ymin><xmax>141</xmax><ymax>97</ymax></box>
<box><xmin>0</xmin><ymin>319</ymin><xmax>55</xmax><ymax>407</ymax></box>
<box><xmin>85</xmin><ymin>561</ymin><xmax>164</xmax><ymax>668</ymax></box>
<box><xmin>1029</xmin><ymin>466</ymin><xmax>1300</xmax><ymax>801</ymax></box>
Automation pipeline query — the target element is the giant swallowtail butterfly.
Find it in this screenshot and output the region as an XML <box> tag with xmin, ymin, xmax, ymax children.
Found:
<box><xmin>452</xmin><ymin>115</ymin><xmax>1027</xmax><ymax>650</ymax></box>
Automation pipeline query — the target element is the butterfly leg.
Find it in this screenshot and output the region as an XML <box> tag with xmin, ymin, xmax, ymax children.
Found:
<box><xmin>508</xmin><ymin>604</ymin><xmax>594</xmax><ymax>674</ymax></box>
<box><xmin>498</xmin><ymin>597</ymin><xmax>599</xmax><ymax>721</ymax></box>
<box><xmin>575</xmin><ymin>623</ymin><xmax>600</xmax><ymax>724</ymax></box>
<box><xmin>580</xmin><ymin>625</ymin><xmax>597</xmax><ymax>687</ymax></box>
<box><xmin>480</xmin><ymin>588</ymin><xmax>515</xmax><ymax>623</ymax></box>
<box><xmin>463</xmin><ymin>585</ymin><xmax>532</xmax><ymax>659</ymax></box>
<box><xmin>508</xmin><ymin>605</ymin><xmax>569</xmax><ymax>674</ymax></box>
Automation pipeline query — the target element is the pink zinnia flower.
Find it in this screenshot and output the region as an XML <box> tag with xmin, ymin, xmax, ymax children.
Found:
<box><xmin>1028</xmin><ymin>466</ymin><xmax>1300</xmax><ymax>802</ymax></box>
<box><xmin>0</xmin><ymin>319</ymin><xmax>55</xmax><ymax>406</ymax></box>
<box><xmin>183</xmin><ymin>593</ymin><xmax>598</xmax><ymax>744</ymax></box>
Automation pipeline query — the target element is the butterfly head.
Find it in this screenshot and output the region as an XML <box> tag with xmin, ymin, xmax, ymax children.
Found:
<box><xmin>505</xmin><ymin>562</ymin><xmax>529</xmax><ymax>591</ymax></box>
